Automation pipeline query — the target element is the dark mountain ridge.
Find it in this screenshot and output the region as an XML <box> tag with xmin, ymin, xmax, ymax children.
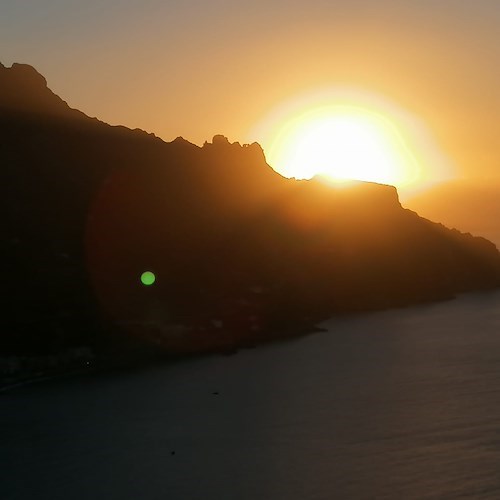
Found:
<box><xmin>2</xmin><ymin>63</ymin><xmax>500</xmax><ymax>360</ymax></box>
<box><xmin>405</xmin><ymin>179</ymin><xmax>500</xmax><ymax>248</ymax></box>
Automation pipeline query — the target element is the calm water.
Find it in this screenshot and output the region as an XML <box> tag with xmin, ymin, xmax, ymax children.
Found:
<box><xmin>2</xmin><ymin>291</ymin><xmax>500</xmax><ymax>500</ymax></box>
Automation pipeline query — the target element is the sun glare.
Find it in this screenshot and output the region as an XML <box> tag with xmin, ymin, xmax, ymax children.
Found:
<box><xmin>269</xmin><ymin>106</ymin><xmax>420</xmax><ymax>186</ymax></box>
<box><xmin>249</xmin><ymin>89</ymin><xmax>455</xmax><ymax>197</ymax></box>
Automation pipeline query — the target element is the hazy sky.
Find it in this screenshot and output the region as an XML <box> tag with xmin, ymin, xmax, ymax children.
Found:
<box><xmin>2</xmin><ymin>0</ymin><xmax>499</xmax><ymax>183</ymax></box>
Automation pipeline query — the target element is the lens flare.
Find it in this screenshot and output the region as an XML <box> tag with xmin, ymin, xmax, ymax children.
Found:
<box><xmin>141</xmin><ymin>271</ymin><xmax>156</xmax><ymax>286</ymax></box>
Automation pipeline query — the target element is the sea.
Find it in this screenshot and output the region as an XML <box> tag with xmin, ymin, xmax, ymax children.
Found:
<box><xmin>2</xmin><ymin>290</ymin><xmax>500</xmax><ymax>499</ymax></box>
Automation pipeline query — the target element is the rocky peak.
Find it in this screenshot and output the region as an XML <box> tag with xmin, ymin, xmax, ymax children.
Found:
<box><xmin>0</xmin><ymin>62</ymin><xmax>82</xmax><ymax>119</ymax></box>
<box><xmin>211</xmin><ymin>134</ymin><xmax>230</xmax><ymax>146</ymax></box>
<box><xmin>9</xmin><ymin>63</ymin><xmax>48</xmax><ymax>88</ymax></box>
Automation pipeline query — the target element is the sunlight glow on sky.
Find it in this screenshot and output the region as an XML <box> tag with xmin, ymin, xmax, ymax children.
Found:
<box><xmin>249</xmin><ymin>89</ymin><xmax>455</xmax><ymax>197</ymax></box>
<box><xmin>1</xmin><ymin>0</ymin><xmax>499</xmax><ymax>189</ymax></box>
<box><xmin>265</xmin><ymin>107</ymin><xmax>421</xmax><ymax>186</ymax></box>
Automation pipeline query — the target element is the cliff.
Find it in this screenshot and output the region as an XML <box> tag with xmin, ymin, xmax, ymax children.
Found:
<box><xmin>2</xmin><ymin>63</ymin><xmax>500</xmax><ymax>357</ymax></box>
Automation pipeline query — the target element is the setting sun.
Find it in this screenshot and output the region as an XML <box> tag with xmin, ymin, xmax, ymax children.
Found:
<box><xmin>250</xmin><ymin>90</ymin><xmax>455</xmax><ymax>197</ymax></box>
<box><xmin>267</xmin><ymin>106</ymin><xmax>420</xmax><ymax>186</ymax></box>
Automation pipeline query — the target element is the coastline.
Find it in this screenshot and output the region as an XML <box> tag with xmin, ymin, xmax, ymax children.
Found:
<box><xmin>4</xmin><ymin>288</ymin><xmax>499</xmax><ymax>393</ymax></box>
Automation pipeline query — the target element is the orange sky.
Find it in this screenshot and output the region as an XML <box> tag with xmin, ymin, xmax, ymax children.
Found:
<box><xmin>1</xmin><ymin>1</ymin><xmax>499</xmax><ymax>185</ymax></box>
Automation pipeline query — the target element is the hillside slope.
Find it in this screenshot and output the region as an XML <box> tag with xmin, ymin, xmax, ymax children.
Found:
<box><xmin>405</xmin><ymin>180</ymin><xmax>500</xmax><ymax>249</ymax></box>
<box><xmin>2</xmin><ymin>63</ymin><xmax>500</xmax><ymax>357</ymax></box>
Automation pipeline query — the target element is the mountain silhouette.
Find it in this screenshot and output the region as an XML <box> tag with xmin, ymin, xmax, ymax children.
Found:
<box><xmin>405</xmin><ymin>179</ymin><xmax>500</xmax><ymax>249</ymax></box>
<box><xmin>2</xmin><ymin>63</ymin><xmax>500</xmax><ymax>359</ymax></box>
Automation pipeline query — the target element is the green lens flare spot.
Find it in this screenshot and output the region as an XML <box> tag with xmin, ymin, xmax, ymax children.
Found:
<box><xmin>141</xmin><ymin>271</ymin><xmax>156</xmax><ymax>286</ymax></box>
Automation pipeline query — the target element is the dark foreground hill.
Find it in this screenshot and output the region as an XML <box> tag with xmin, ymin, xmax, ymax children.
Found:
<box><xmin>2</xmin><ymin>62</ymin><xmax>500</xmax><ymax>362</ymax></box>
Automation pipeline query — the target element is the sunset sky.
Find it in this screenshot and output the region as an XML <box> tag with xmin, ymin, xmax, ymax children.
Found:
<box><xmin>2</xmin><ymin>0</ymin><xmax>499</xmax><ymax>191</ymax></box>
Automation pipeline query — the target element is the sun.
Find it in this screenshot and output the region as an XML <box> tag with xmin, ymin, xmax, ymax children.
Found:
<box><xmin>248</xmin><ymin>89</ymin><xmax>455</xmax><ymax>197</ymax></box>
<box><xmin>267</xmin><ymin>105</ymin><xmax>420</xmax><ymax>186</ymax></box>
